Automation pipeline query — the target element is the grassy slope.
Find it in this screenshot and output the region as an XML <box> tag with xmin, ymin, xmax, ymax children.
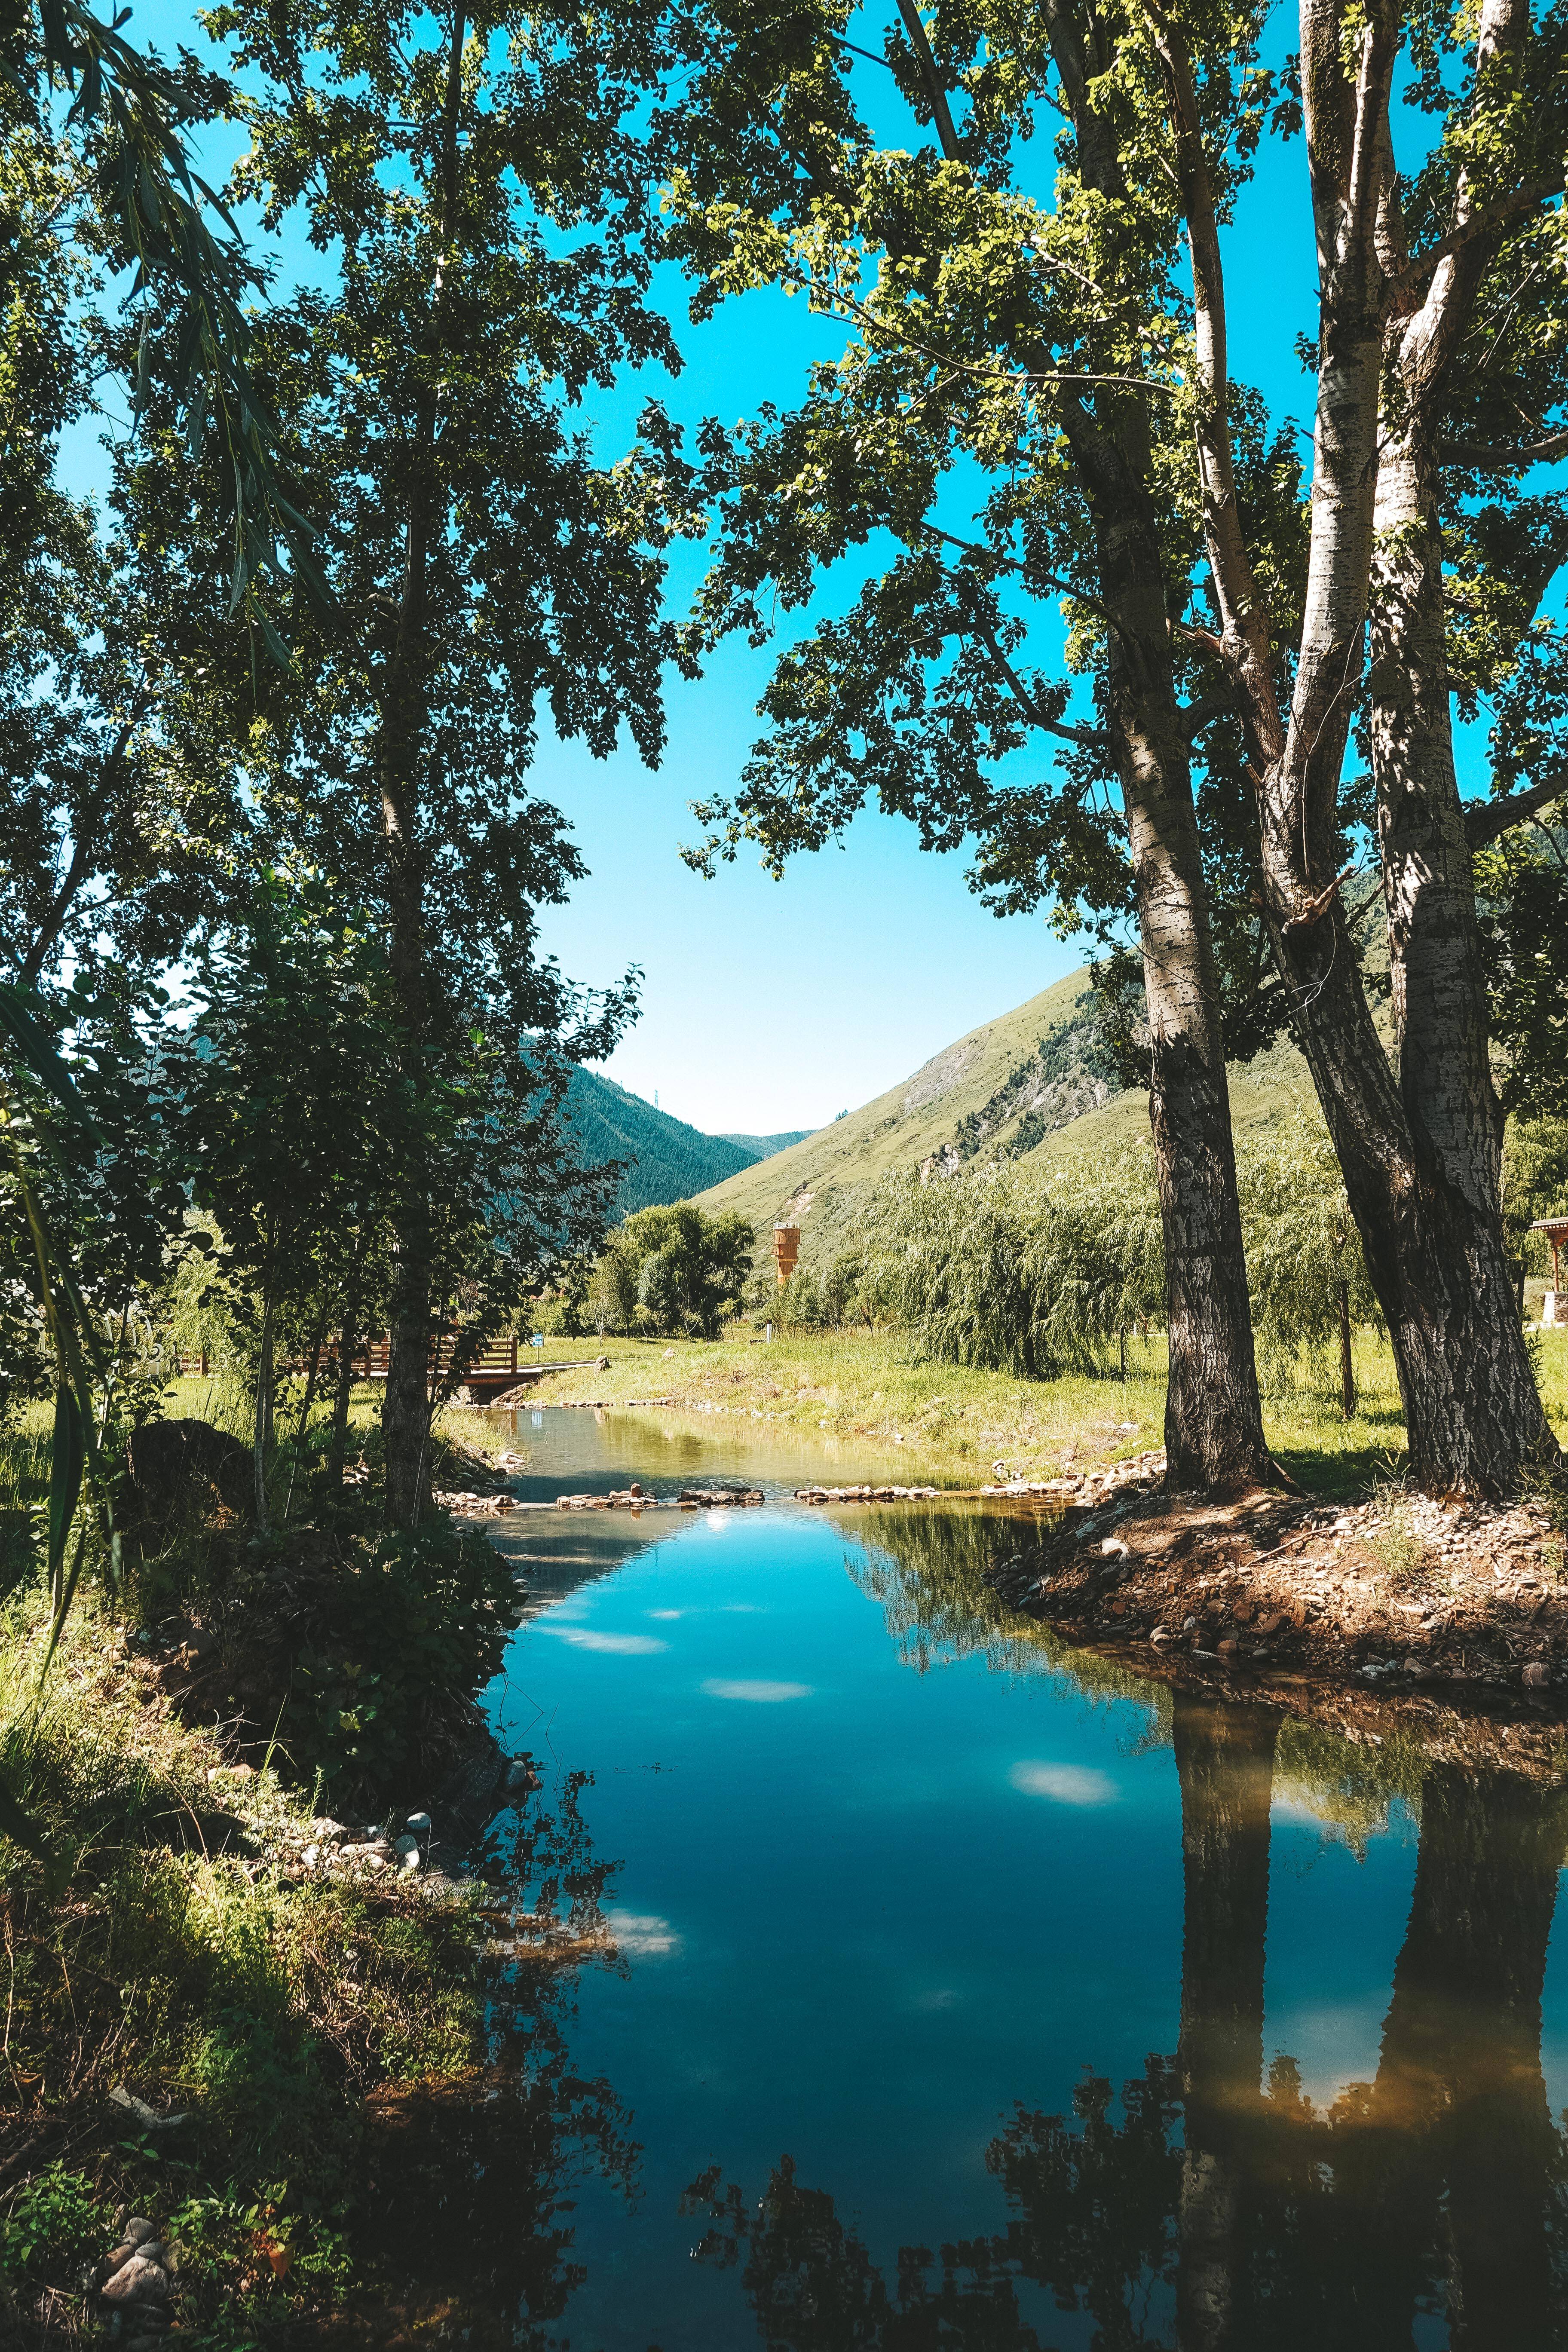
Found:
<box><xmin>692</xmin><ymin>965</ymin><xmax>1332</xmax><ymax>1258</ymax></box>
<box><xmin>693</xmin><ymin>968</ymin><xmax>1098</xmax><ymax>1254</ymax></box>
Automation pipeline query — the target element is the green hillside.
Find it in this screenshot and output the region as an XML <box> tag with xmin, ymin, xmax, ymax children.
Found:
<box><xmin>693</xmin><ymin>968</ymin><xmax>1326</xmax><ymax>1261</ymax></box>
<box><xmin>720</xmin><ymin>1127</ymin><xmax>813</xmax><ymax>1156</ymax></box>
<box><xmin>564</xmin><ymin>1070</ymin><xmax>763</xmax><ymax>1215</ymax></box>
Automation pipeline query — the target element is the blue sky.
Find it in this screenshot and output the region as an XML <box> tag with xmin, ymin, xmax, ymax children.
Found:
<box><xmin>68</xmin><ymin>5</ymin><xmax>1352</xmax><ymax>1133</ymax></box>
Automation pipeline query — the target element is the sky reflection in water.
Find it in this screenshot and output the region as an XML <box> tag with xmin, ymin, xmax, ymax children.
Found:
<box><xmin>446</xmin><ymin>1410</ymin><xmax>1568</xmax><ymax>2351</ymax></box>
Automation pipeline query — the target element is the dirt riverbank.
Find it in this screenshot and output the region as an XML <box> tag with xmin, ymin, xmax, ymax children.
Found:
<box><xmin>986</xmin><ymin>1460</ymin><xmax>1568</xmax><ymax>1726</ymax></box>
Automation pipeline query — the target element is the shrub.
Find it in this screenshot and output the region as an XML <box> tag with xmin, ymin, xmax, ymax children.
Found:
<box><xmin>282</xmin><ymin>1520</ymin><xmax>521</xmax><ymax>1795</ymax></box>
<box><xmin>0</xmin><ymin>2165</ymin><xmax>101</xmax><ymax>2284</ymax></box>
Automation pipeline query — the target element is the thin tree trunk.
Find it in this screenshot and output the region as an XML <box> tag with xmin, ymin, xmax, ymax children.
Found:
<box><xmin>282</xmin><ymin>1308</ymin><xmax>331</xmax><ymax>1527</ymax></box>
<box><xmin>1070</xmin><ymin>467</ymin><xmax>1269</xmax><ymax>1491</ymax></box>
<box><xmin>326</xmin><ymin>1257</ymin><xmax>365</xmax><ymax>1496</ymax></box>
<box><xmin>379</xmin><ymin>5</ymin><xmax>466</xmax><ymax>1531</ymax></box>
<box><xmin>1337</xmin><ymin>1277</ymin><xmax>1356</xmax><ymax>1420</ymax></box>
<box><xmin>1171</xmin><ymin>1693</ymin><xmax>1278</xmax><ymax>2352</ymax></box>
<box><xmin>254</xmin><ymin>1278</ymin><xmax>274</xmax><ymax>1537</ymax></box>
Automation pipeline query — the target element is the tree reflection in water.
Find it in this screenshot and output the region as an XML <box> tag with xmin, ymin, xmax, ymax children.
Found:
<box><xmin>676</xmin><ymin>1510</ymin><xmax>1568</xmax><ymax>2349</ymax></box>
<box><xmin>353</xmin><ymin>1771</ymin><xmax>641</xmax><ymax>2348</ymax></box>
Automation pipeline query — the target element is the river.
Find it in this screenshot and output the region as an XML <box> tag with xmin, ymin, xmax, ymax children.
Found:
<box><xmin>395</xmin><ymin>1405</ymin><xmax>1568</xmax><ymax>2349</ymax></box>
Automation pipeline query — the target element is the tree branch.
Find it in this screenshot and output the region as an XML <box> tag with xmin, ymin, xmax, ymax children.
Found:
<box><xmin>18</xmin><ymin>718</ymin><xmax>141</xmax><ymax>989</ymax></box>
<box><xmin>1383</xmin><ymin>177</ymin><xmax>1565</xmax><ymax>304</ymax></box>
<box><xmin>968</xmin><ymin>613</ymin><xmax>1109</xmax><ymax>751</ymax></box>
<box><xmin>894</xmin><ymin>0</ymin><xmax>962</xmax><ymax>162</ymax></box>
<box><xmin>1443</xmin><ymin>427</ymin><xmax>1568</xmax><ymax>471</ymax></box>
<box><xmin>1464</xmin><ymin>770</ymin><xmax>1567</xmax><ymax>849</ymax></box>
<box><xmin>1180</xmin><ymin>684</ymin><xmax>1237</xmax><ymax>741</ymax></box>
<box><xmin>1141</xmin><ymin>0</ymin><xmax>1284</xmax><ymax>768</ymax></box>
<box><xmin>915</xmin><ymin>521</ymin><xmax>1118</xmax><ymax>629</ymax></box>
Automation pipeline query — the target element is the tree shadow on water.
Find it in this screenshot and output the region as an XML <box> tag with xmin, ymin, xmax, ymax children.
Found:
<box><xmin>682</xmin><ymin>1699</ymin><xmax>1568</xmax><ymax>2351</ymax></box>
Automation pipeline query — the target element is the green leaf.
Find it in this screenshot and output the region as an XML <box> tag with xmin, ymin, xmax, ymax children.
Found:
<box><xmin>47</xmin><ymin>1384</ymin><xmax>87</xmax><ymax>1588</ymax></box>
<box><xmin>0</xmin><ymin>985</ymin><xmax>100</xmax><ymax>1136</ymax></box>
<box><xmin>0</xmin><ymin>1771</ymin><xmax>50</xmax><ymax>1863</ymax></box>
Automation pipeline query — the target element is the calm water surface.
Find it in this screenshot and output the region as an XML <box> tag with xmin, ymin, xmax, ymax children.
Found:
<box><xmin>417</xmin><ymin>1407</ymin><xmax>1568</xmax><ymax>2349</ymax></box>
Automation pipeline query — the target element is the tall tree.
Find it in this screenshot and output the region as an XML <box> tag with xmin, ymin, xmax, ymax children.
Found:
<box><xmin>1152</xmin><ymin>0</ymin><xmax>1566</xmax><ymax>1488</ymax></box>
<box><xmin>668</xmin><ymin>0</ymin><xmax>1281</xmax><ymax>1491</ymax></box>
<box><xmin>152</xmin><ymin>0</ymin><xmax>705</xmax><ymax>1519</ymax></box>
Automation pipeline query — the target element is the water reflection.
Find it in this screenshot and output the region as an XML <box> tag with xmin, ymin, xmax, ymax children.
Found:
<box><xmin>681</xmin><ymin>1723</ymin><xmax>1568</xmax><ymax>2347</ymax></box>
<box><xmin>352</xmin><ymin>1776</ymin><xmax>639</xmax><ymax>2348</ymax></box>
<box><xmin>453</xmin><ymin>1436</ymin><xmax>1568</xmax><ymax>2349</ymax></box>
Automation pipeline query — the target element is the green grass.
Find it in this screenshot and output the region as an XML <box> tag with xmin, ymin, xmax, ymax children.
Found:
<box><xmin>0</xmin><ymin>1586</ymin><xmax>500</xmax><ymax>2346</ymax></box>
<box><xmin>493</xmin><ymin>1323</ymin><xmax>1568</xmax><ymax>1499</ymax></box>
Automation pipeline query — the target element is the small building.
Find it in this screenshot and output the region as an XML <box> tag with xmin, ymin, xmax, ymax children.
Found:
<box><xmin>773</xmin><ymin>1224</ymin><xmax>801</xmax><ymax>1290</ymax></box>
<box><xmin>1530</xmin><ymin>1218</ymin><xmax>1568</xmax><ymax>1327</ymax></box>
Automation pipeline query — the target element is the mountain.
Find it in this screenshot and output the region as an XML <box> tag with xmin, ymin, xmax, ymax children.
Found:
<box><xmin>564</xmin><ymin>1070</ymin><xmax>811</xmax><ymax>1217</ymax></box>
<box><xmin>719</xmin><ymin>1128</ymin><xmax>813</xmax><ymax>1157</ymax></box>
<box><xmin>692</xmin><ymin>968</ymin><xmax>1326</xmax><ymax>1260</ymax></box>
<box><xmin>564</xmin><ymin>1070</ymin><xmax>754</xmax><ymax>1214</ymax></box>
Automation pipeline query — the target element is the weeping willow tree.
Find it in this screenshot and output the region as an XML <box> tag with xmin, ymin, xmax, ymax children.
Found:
<box><xmin>851</xmin><ymin>1111</ymin><xmax>1378</xmax><ymax>1411</ymax></box>
<box><xmin>1235</xmin><ymin>1111</ymin><xmax>1381</xmax><ymax>1415</ymax></box>
<box><xmin>856</xmin><ymin>1148</ymin><xmax>1164</xmax><ymax>1380</ymax></box>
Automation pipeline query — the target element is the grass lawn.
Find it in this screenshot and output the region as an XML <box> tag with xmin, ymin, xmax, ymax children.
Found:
<box><xmin>508</xmin><ymin>1324</ymin><xmax>1568</xmax><ymax>1501</ymax></box>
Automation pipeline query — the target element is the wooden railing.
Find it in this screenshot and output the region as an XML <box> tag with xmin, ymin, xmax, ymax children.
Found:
<box><xmin>174</xmin><ymin>1334</ymin><xmax>526</xmax><ymax>1384</ymax></box>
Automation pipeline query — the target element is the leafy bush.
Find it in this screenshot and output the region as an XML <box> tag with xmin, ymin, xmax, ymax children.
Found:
<box><xmin>283</xmin><ymin>1520</ymin><xmax>521</xmax><ymax>1795</ymax></box>
<box><xmin>0</xmin><ymin>2164</ymin><xmax>101</xmax><ymax>2282</ymax></box>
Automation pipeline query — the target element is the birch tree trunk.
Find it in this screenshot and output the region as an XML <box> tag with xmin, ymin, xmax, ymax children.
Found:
<box><xmin>1095</xmin><ymin>473</ymin><xmax>1273</xmax><ymax>1492</ymax></box>
<box><xmin>1365</xmin><ymin>438</ymin><xmax>1556</xmax><ymax>1482</ymax></box>
<box><xmin>1354</xmin><ymin>0</ymin><xmax>1556</xmax><ymax>1485</ymax></box>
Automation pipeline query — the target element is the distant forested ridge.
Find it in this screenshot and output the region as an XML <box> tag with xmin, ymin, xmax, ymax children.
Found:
<box><xmin>564</xmin><ymin>1071</ymin><xmax>809</xmax><ymax>1214</ymax></box>
<box><xmin>719</xmin><ymin>1127</ymin><xmax>812</xmax><ymax>1158</ymax></box>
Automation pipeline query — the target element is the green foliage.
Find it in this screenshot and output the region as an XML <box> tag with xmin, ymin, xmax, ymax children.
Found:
<box><xmin>284</xmin><ymin>1519</ymin><xmax>520</xmax><ymax>1794</ymax></box>
<box><xmin>0</xmin><ymin>2163</ymin><xmax>101</xmax><ymax>2282</ymax></box>
<box><xmin>1504</xmin><ymin>1117</ymin><xmax>1568</xmax><ymax>1274</ymax></box>
<box><xmin>28</xmin><ymin>0</ymin><xmax>326</xmax><ymax>637</ymax></box>
<box><xmin>1477</xmin><ymin>816</ymin><xmax>1568</xmax><ymax>1121</ymax></box>
<box><xmin>774</xmin><ymin>1252</ymin><xmax>873</xmax><ymax>1332</ymax></box>
<box><xmin>594</xmin><ymin>1203</ymin><xmax>754</xmax><ymax>1339</ymax></box>
<box><xmin>564</xmin><ymin>1069</ymin><xmax>760</xmax><ymax>1215</ymax></box>
<box><xmin>1235</xmin><ymin>1111</ymin><xmax>1381</xmax><ymax>1387</ymax></box>
<box><xmin>857</xmin><ymin>1149</ymin><xmax>1164</xmax><ymax>1379</ymax></box>
<box><xmin>850</xmin><ymin>1106</ymin><xmax>1377</xmax><ymax>1392</ymax></box>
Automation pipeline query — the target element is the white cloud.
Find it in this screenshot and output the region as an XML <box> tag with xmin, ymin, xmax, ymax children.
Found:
<box><xmin>701</xmin><ymin>1677</ymin><xmax>813</xmax><ymax>1703</ymax></box>
<box><xmin>607</xmin><ymin>1911</ymin><xmax>680</xmax><ymax>1957</ymax></box>
<box><xmin>1008</xmin><ymin>1761</ymin><xmax>1119</xmax><ymax>1807</ymax></box>
<box><xmin>539</xmin><ymin>1628</ymin><xmax>668</xmax><ymax>1655</ymax></box>
<box><xmin>646</xmin><ymin>1609</ymin><xmax>683</xmax><ymax>1620</ymax></box>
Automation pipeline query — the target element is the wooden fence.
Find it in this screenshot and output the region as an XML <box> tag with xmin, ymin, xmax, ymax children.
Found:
<box><xmin>173</xmin><ymin>1334</ymin><xmax>525</xmax><ymax>1386</ymax></box>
